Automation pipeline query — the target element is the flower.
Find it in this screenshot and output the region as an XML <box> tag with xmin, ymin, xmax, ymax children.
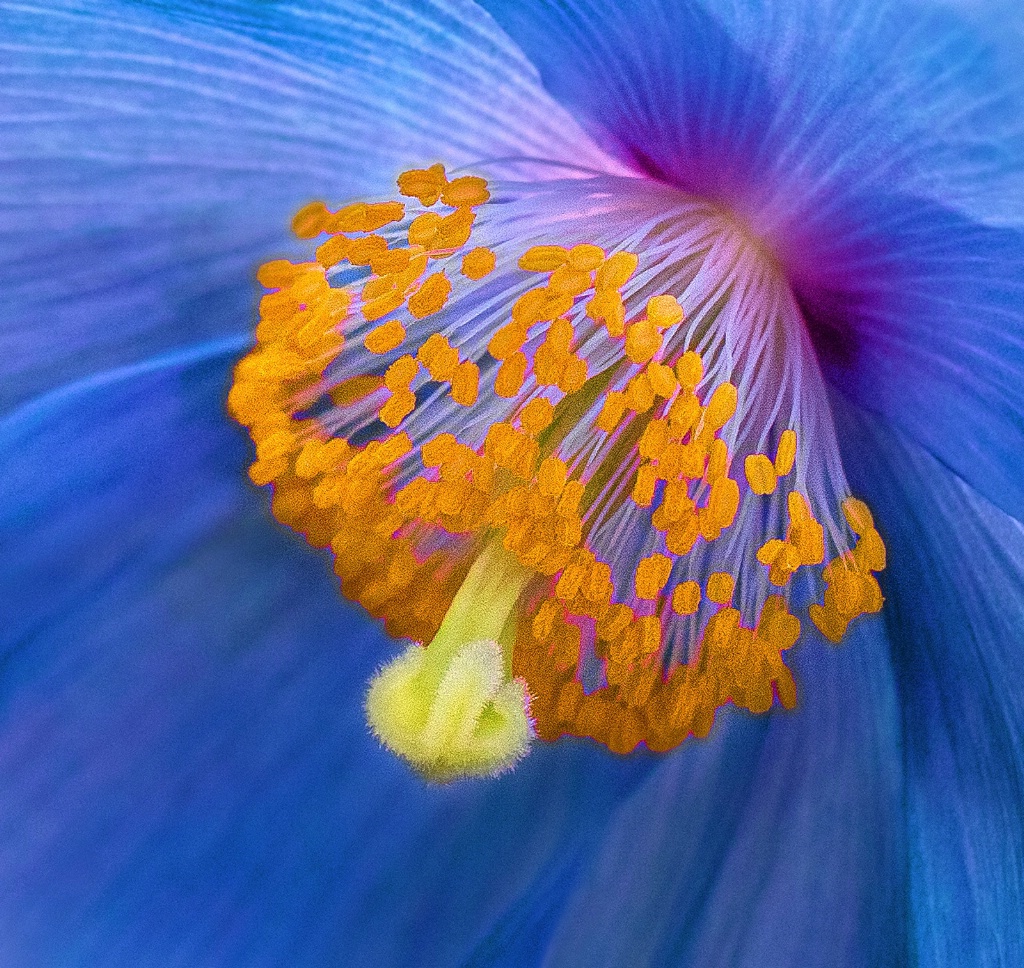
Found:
<box><xmin>1</xmin><ymin>1</ymin><xmax>1022</xmax><ymax>966</ymax></box>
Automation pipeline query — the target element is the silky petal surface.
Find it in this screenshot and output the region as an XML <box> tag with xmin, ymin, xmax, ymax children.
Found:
<box><xmin>530</xmin><ymin>621</ymin><xmax>905</xmax><ymax>968</ymax></box>
<box><xmin>480</xmin><ymin>0</ymin><xmax>1024</xmax><ymax>523</ymax></box>
<box><xmin>834</xmin><ymin>400</ymin><xmax>1024</xmax><ymax>968</ymax></box>
<box><xmin>0</xmin><ymin>0</ymin><xmax>612</xmax><ymax>412</ymax></box>
<box><xmin>0</xmin><ymin>353</ymin><xmax>657</xmax><ymax>968</ymax></box>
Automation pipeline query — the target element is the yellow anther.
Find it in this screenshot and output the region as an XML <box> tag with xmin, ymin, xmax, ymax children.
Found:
<box><xmin>432</xmin><ymin>208</ymin><xmax>476</xmax><ymax>251</ymax></box>
<box><xmin>417</xmin><ymin>333</ymin><xmax>460</xmax><ymax>382</ymax></box>
<box><xmin>365</xmin><ymin>319</ymin><xmax>406</xmax><ymax>354</ymax></box>
<box><xmin>520</xmin><ymin>397</ymin><xmax>555</xmax><ymax>435</ymax></box>
<box><xmin>774</xmin><ymin>429</ymin><xmax>797</xmax><ymax>476</ymax></box>
<box><xmin>326</xmin><ymin>202</ymin><xmax>382</xmax><ymax>234</ymax></box>
<box><xmin>519</xmin><ymin>245</ymin><xmax>570</xmax><ymax>272</ymax></box>
<box><xmin>632</xmin><ymin>463</ymin><xmax>658</xmax><ymax>507</ymax></box>
<box><xmin>291</xmin><ymin>201</ymin><xmax>332</xmax><ymax>239</ymax></box>
<box><xmin>380</xmin><ymin>389</ymin><xmax>416</xmax><ymax>427</ymax></box>
<box><xmin>842</xmin><ymin>497</ymin><xmax>875</xmax><ymax>535</ymax></box>
<box><xmin>441</xmin><ymin>176</ymin><xmax>490</xmax><ymax>207</ymax></box>
<box><xmin>744</xmin><ymin>453</ymin><xmax>778</xmax><ymax>495</ymax></box>
<box><xmin>788</xmin><ymin>491</ymin><xmax>811</xmax><ymax>523</ymax></box>
<box><xmin>569</xmin><ymin>244</ymin><xmax>605</xmax><ymax>271</ymax></box>
<box><xmin>706</xmin><ymin>571</ymin><xmax>735</xmax><ymax>605</ymax></box>
<box><xmin>646</xmin><ymin>362</ymin><xmax>677</xmax><ymax>398</ymax></box>
<box><xmin>362</xmin><ymin>275</ymin><xmax>397</xmax><ymax>303</ymax></box>
<box><xmin>626</xmin><ymin>320</ymin><xmax>662</xmax><ymax>364</ymax></box>
<box><xmin>451</xmin><ymin>361</ymin><xmax>479</xmax><ymax>406</ymax></box>
<box><xmin>586</xmin><ymin>289</ymin><xmax>626</xmax><ymax>337</ymax></box>
<box><xmin>559</xmin><ymin>355</ymin><xmax>588</xmax><ymax>394</ymax></box>
<box><xmin>538</xmin><ymin>456</ymin><xmax>568</xmax><ymax>498</ymax></box>
<box><xmin>639</xmin><ymin>419</ymin><xmax>670</xmax><ymax>460</ymax></box>
<box><xmin>624</xmin><ymin>372</ymin><xmax>655</xmax><ymax>413</ymax></box>
<box><xmin>385</xmin><ymin>354</ymin><xmax>419</xmax><ymax>390</ymax></box>
<box><xmin>533</xmin><ymin>345</ymin><xmax>565</xmax><ymax>388</ymax></box>
<box><xmin>596</xmin><ymin>251</ymin><xmax>638</xmax><ymax>290</ymax></box>
<box><xmin>486</xmin><ymin>320</ymin><xmax>527</xmax><ymax>362</ymax></box>
<box><xmin>708</xmin><ymin>476</ymin><xmax>740</xmax><ymax>528</ymax></box>
<box><xmin>461</xmin><ymin>246</ymin><xmax>496</xmax><ymax>280</ymax></box>
<box><xmin>495</xmin><ymin>352</ymin><xmax>528</xmax><ymax>398</ymax></box>
<box><xmin>348</xmin><ymin>234</ymin><xmax>389</xmax><ymax>266</ymax></box>
<box><xmin>408</xmin><ymin>211</ymin><xmax>444</xmax><ymax>247</ymax></box>
<box><xmin>362</xmin><ymin>287</ymin><xmax>405</xmax><ymax>322</ymax></box>
<box><xmin>547</xmin><ymin>317</ymin><xmax>574</xmax><ymax>354</ymax></box>
<box><xmin>331</xmin><ymin>375</ymin><xmax>382</xmax><ymax>408</ymax></box>
<box><xmin>703</xmin><ymin>382</ymin><xmax>738</xmax><ymax>431</ymax></box>
<box><xmin>667</xmin><ymin>393</ymin><xmax>700</xmax><ymax>436</ymax></box>
<box><xmin>756</xmin><ymin>539</ymin><xmax>788</xmax><ymax>566</ymax></box>
<box><xmin>370</xmin><ymin>247</ymin><xmax>412</xmax><ymax>276</ymax></box>
<box><xmin>421</xmin><ymin>433</ymin><xmax>457</xmax><ymax>468</ymax></box>
<box><xmin>549</xmin><ymin>264</ymin><xmax>592</xmax><ymax>297</ymax></box>
<box><xmin>596</xmin><ymin>391</ymin><xmax>627</xmax><ymax>433</ymax></box>
<box><xmin>397</xmin><ymin>163</ymin><xmax>447</xmax><ymax>206</ymax></box>
<box><xmin>256</xmin><ymin>260</ymin><xmax>304</xmax><ymax>289</ymax></box>
<box><xmin>675</xmin><ymin>350</ymin><xmax>704</xmax><ymax>392</ymax></box>
<box><xmin>672</xmin><ymin>581</ymin><xmax>701</xmax><ymax>615</ymax></box>
<box><xmin>361</xmin><ymin>201</ymin><xmax>407</xmax><ymax>231</ymax></box>
<box><xmin>315</xmin><ymin>234</ymin><xmax>351</xmax><ymax>268</ymax></box>
<box><xmin>636</xmin><ymin>554</ymin><xmax>672</xmax><ymax>599</ymax></box>
<box><xmin>708</xmin><ymin>440</ymin><xmax>733</xmax><ymax>481</ymax></box>
<box><xmin>408</xmin><ymin>271</ymin><xmax>452</xmax><ymax>319</ymax></box>
<box><xmin>647</xmin><ymin>295</ymin><xmax>685</xmax><ymax>330</ymax></box>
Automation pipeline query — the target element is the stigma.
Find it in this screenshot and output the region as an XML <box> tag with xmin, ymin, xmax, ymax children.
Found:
<box><xmin>229</xmin><ymin>163</ymin><xmax>887</xmax><ymax>779</ymax></box>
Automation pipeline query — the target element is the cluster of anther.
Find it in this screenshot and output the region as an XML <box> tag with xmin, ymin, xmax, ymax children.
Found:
<box><xmin>229</xmin><ymin>163</ymin><xmax>888</xmax><ymax>771</ymax></box>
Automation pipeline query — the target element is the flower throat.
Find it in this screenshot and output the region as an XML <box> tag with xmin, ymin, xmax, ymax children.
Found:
<box><xmin>229</xmin><ymin>164</ymin><xmax>887</xmax><ymax>781</ymax></box>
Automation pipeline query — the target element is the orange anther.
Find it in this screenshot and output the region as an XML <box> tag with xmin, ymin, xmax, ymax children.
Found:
<box><xmin>595</xmin><ymin>251</ymin><xmax>638</xmax><ymax>290</ymax></box>
<box><xmin>632</xmin><ymin>463</ymin><xmax>658</xmax><ymax>507</ymax></box>
<box><xmin>384</xmin><ymin>354</ymin><xmax>419</xmax><ymax>390</ymax></box>
<box><xmin>744</xmin><ymin>453</ymin><xmax>778</xmax><ymax>495</ymax></box>
<box><xmin>408</xmin><ymin>211</ymin><xmax>443</xmax><ymax>247</ymax></box>
<box><xmin>548</xmin><ymin>264</ymin><xmax>592</xmax><ymax>297</ymax></box>
<box><xmin>256</xmin><ymin>260</ymin><xmax>304</xmax><ymax>289</ymax></box>
<box><xmin>520</xmin><ymin>397</ymin><xmax>555</xmax><ymax>435</ymax></box>
<box><xmin>364</xmin><ymin>319</ymin><xmax>406</xmax><ymax>354</ymax></box>
<box><xmin>596</xmin><ymin>392</ymin><xmax>627</xmax><ymax>433</ymax></box>
<box><xmin>569</xmin><ymin>244</ymin><xmax>605</xmax><ymax>271</ymax></box>
<box><xmin>495</xmin><ymin>352</ymin><xmax>528</xmax><ymax>398</ymax></box>
<box><xmin>647</xmin><ymin>294</ymin><xmax>685</xmax><ymax>330</ymax></box>
<box><xmin>347</xmin><ymin>234</ymin><xmax>389</xmax><ymax>266</ymax></box>
<box><xmin>397</xmin><ymin>164</ymin><xmax>447</xmax><ymax>206</ymax></box>
<box><xmin>519</xmin><ymin>245</ymin><xmax>569</xmax><ymax>272</ymax></box>
<box><xmin>704</xmin><ymin>382</ymin><xmax>738</xmax><ymax>431</ymax></box>
<box><xmin>451</xmin><ymin>361</ymin><xmax>479</xmax><ymax>406</ymax></box>
<box><xmin>461</xmin><ymin>246</ymin><xmax>496</xmax><ymax>280</ymax></box>
<box><xmin>636</xmin><ymin>554</ymin><xmax>672</xmax><ymax>599</ymax></box>
<box><xmin>586</xmin><ymin>289</ymin><xmax>625</xmax><ymax>337</ymax></box>
<box><xmin>362</xmin><ymin>287</ymin><xmax>405</xmax><ymax>322</ymax></box>
<box><xmin>675</xmin><ymin>350</ymin><xmax>704</xmax><ymax>392</ymax></box>
<box><xmin>441</xmin><ymin>176</ymin><xmax>490</xmax><ymax>207</ymax></box>
<box><xmin>842</xmin><ymin>497</ymin><xmax>875</xmax><ymax>535</ymax></box>
<box><xmin>379</xmin><ymin>389</ymin><xmax>416</xmax><ymax>427</ymax></box>
<box><xmin>408</xmin><ymin>271</ymin><xmax>451</xmax><ymax>319</ymax></box>
<box><xmin>291</xmin><ymin>201</ymin><xmax>332</xmax><ymax>239</ymax></box>
<box><xmin>645</xmin><ymin>362</ymin><xmax>677</xmax><ymax>398</ymax></box>
<box><xmin>671</xmin><ymin>580</ymin><xmax>701</xmax><ymax>615</ymax></box>
<box><xmin>431</xmin><ymin>208</ymin><xmax>476</xmax><ymax>250</ymax></box>
<box><xmin>315</xmin><ymin>235</ymin><xmax>351</xmax><ymax>268</ymax></box>
<box><xmin>626</xmin><ymin>320</ymin><xmax>662</xmax><ymax>364</ymax></box>
<box><xmin>774</xmin><ymin>429</ymin><xmax>797</xmax><ymax>476</ymax></box>
<box><xmin>706</xmin><ymin>571</ymin><xmax>735</xmax><ymax>605</ymax></box>
<box><xmin>538</xmin><ymin>456</ymin><xmax>568</xmax><ymax>498</ymax></box>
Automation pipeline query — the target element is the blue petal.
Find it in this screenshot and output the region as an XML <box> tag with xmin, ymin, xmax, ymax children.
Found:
<box><xmin>834</xmin><ymin>399</ymin><xmax>1024</xmax><ymax>968</ymax></box>
<box><xmin>0</xmin><ymin>353</ymin><xmax>656</xmax><ymax>967</ymax></box>
<box><xmin>477</xmin><ymin>0</ymin><xmax>1024</xmax><ymax>231</ymax></box>
<box><xmin>0</xmin><ymin>0</ymin><xmax>610</xmax><ymax>412</ymax></box>
<box><xmin>514</xmin><ymin>621</ymin><xmax>906</xmax><ymax>968</ymax></box>
<box><xmin>479</xmin><ymin>0</ymin><xmax>1024</xmax><ymax>524</ymax></box>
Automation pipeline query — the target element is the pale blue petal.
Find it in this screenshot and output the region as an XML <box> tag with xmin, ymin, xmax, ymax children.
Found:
<box><xmin>520</xmin><ymin>620</ymin><xmax>905</xmax><ymax>968</ymax></box>
<box><xmin>835</xmin><ymin>399</ymin><xmax>1024</xmax><ymax>968</ymax></box>
<box><xmin>0</xmin><ymin>352</ymin><xmax>656</xmax><ymax>967</ymax></box>
<box><xmin>0</xmin><ymin>0</ymin><xmax>610</xmax><ymax>412</ymax></box>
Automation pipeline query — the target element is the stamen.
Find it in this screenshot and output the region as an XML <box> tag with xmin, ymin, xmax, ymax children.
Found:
<box><xmin>230</xmin><ymin>165</ymin><xmax>888</xmax><ymax>777</ymax></box>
